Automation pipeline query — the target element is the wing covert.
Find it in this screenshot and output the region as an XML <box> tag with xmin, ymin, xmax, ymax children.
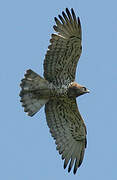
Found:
<box><xmin>45</xmin><ymin>98</ymin><xmax>87</xmax><ymax>174</ymax></box>
<box><xmin>44</xmin><ymin>8</ymin><xmax>82</xmax><ymax>86</ymax></box>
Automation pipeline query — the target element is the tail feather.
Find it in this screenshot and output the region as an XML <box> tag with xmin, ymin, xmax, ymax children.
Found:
<box><xmin>20</xmin><ymin>69</ymin><xmax>49</xmax><ymax>116</ymax></box>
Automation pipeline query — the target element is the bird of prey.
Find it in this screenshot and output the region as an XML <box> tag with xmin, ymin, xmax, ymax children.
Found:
<box><xmin>20</xmin><ymin>8</ymin><xmax>89</xmax><ymax>174</ymax></box>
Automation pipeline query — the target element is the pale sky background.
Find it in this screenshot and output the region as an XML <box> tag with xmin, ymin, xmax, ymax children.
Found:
<box><xmin>0</xmin><ymin>0</ymin><xmax>117</xmax><ymax>179</ymax></box>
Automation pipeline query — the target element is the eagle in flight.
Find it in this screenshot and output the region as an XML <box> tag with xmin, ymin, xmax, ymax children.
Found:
<box><xmin>20</xmin><ymin>8</ymin><xmax>89</xmax><ymax>174</ymax></box>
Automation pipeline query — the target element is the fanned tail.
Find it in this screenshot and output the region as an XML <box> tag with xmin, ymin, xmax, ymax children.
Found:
<box><xmin>20</xmin><ymin>69</ymin><xmax>50</xmax><ymax>116</ymax></box>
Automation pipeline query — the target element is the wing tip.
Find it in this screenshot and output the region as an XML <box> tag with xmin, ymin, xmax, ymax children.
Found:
<box><xmin>66</xmin><ymin>8</ymin><xmax>70</xmax><ymax>14</ymax></box>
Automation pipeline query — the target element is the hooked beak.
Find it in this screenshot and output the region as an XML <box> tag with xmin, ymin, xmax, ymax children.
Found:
<box><xmin>86</xmin><ymin>89</ymin><xmax>90</xmax><ymax>93</ymax></box>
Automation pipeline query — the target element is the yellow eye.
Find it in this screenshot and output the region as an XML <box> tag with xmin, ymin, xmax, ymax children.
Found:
<box><xmin>83</xmin><ymin>87</ymin><xmax>87</xmax><ymax>91</ymax></box>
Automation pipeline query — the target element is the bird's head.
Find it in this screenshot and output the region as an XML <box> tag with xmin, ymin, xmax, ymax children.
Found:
<box><xmin>68</xmin><ymin>82</ymin><xmax>90</xmax><ymax>98</ymax></box>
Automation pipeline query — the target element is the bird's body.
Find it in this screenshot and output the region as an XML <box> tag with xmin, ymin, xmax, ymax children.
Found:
<box><xmin>20</xmin><ymin>8</ymin><xmax>89</xmax><ymax>174</ymax></box>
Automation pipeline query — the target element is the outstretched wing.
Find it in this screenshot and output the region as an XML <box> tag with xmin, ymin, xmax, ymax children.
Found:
<box><xmin>45</xmin><ymin>98</ymin><xmax>87</xmax><ymax>174</ymax></box>
<box><xmin>44</xmin><ymin>8</ymin><xmax>82</xmax><ymax>86</ymax></box>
